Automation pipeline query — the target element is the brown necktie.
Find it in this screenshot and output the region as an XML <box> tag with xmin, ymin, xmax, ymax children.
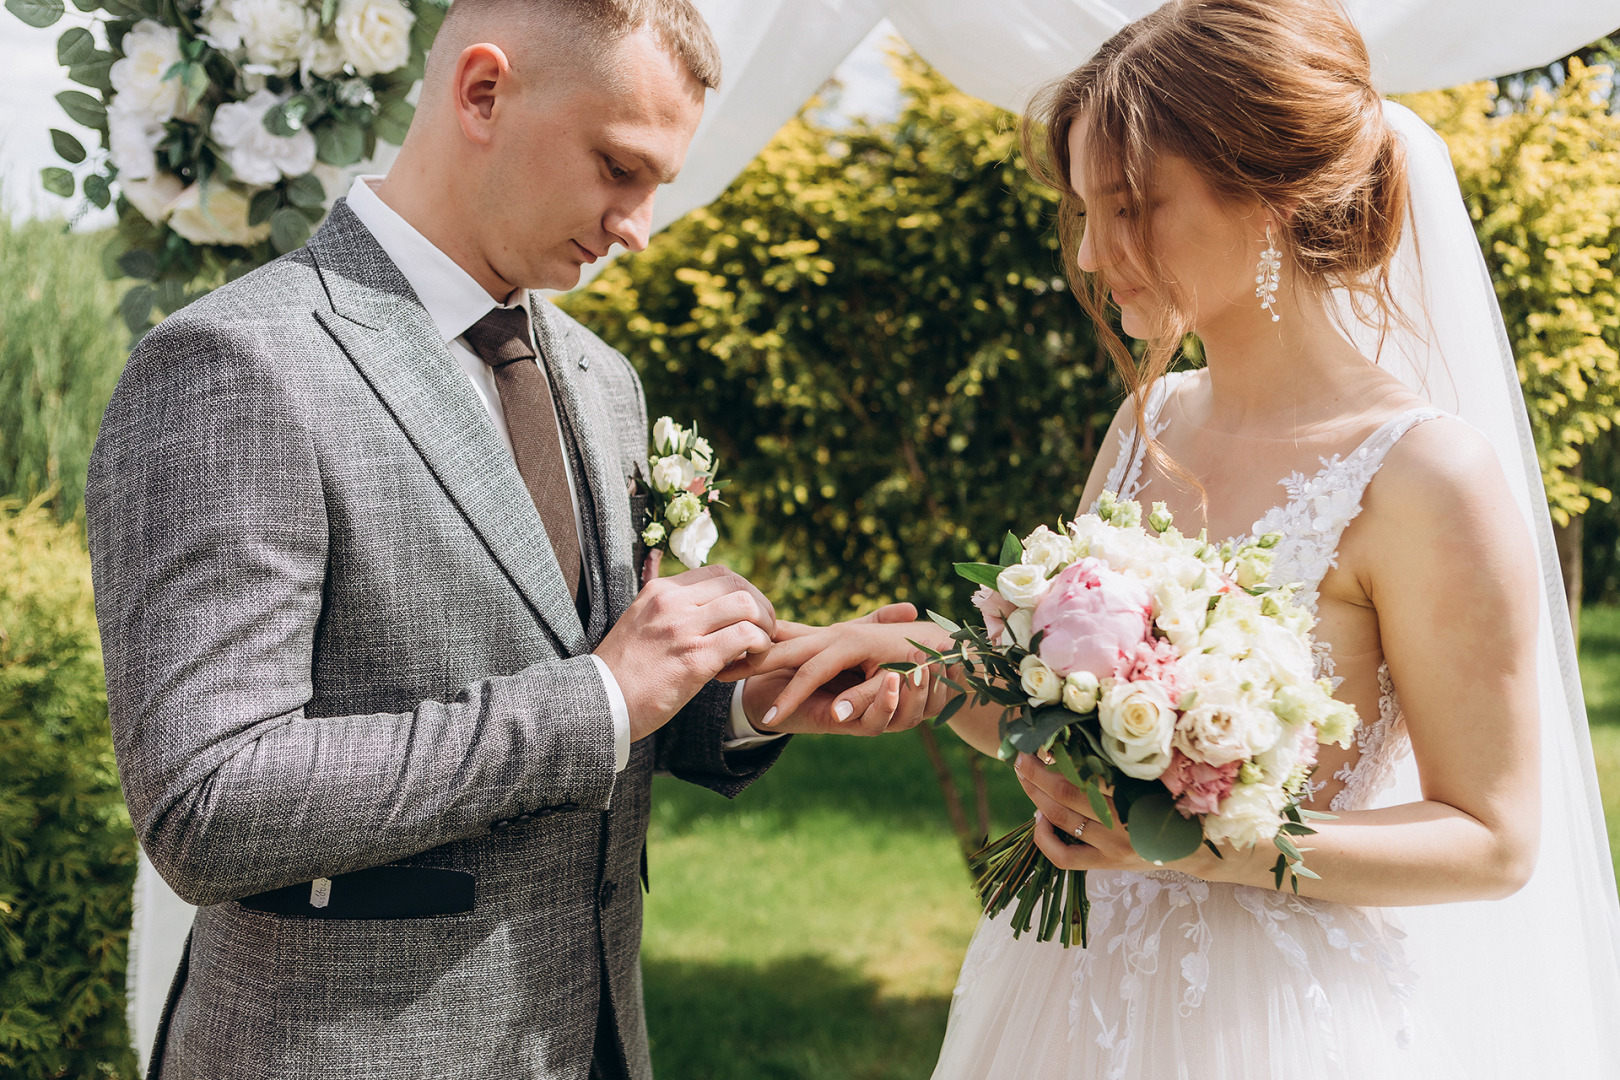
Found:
<box><xmin>463</xmin><ymin>306</ymin><xmax>584</xmax><ymax>605</ymax></box>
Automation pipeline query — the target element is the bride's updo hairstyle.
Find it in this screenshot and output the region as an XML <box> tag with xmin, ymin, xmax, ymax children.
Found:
<box><xmin>1026</xmin><ymin>0</ymin><xmax>1410</xmax><ymax>444</ymax></box>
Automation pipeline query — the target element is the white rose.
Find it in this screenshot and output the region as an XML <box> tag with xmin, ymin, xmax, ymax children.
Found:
<box><xmin>120</xmin><ymin>173</ymin><xmax>185</xmax><ymax>224</ymax></box>
<box><xmin>1019</xmin><ymin>654</ymin><xmax>1062</xmax><ymax>707</ymax></box>
<box><xmin>1202</xmin><ymin>782</ymin><xmax>1286</xmax><ymax>849</ymax></box>
<box><xmin>650</xmin><ymin>454</ymin><xmax>695</xmax><ymax>495</ymax></box>
<box><xmin>303</xmin><ymin>35</ymin><xmax>346</xmax><ymax>78</ymax></box>
<box><xmin>110</xmin><ymin>20</ymin><xmax>185</xmax><ymax>121</ymax></box>
<box><xmin>1152</xmin><ymin>583</ymin><xmax>1206</xmax><ymax>653</ymax></box>
<box><xmin>1246</xmin><ymin>620</ymin><xmax>1313</xmax><ymax>687</ymax></box>
<box><xmin>1097</xmin><ymin>678</ymin><xmax>1176</xmax><ymax>780</ymax></box>
<box><xmin>203</xmin><ymin>0</ymin><xmax>317</xmax><ymax>74</ymax></box>
<box><xmin>995</xmin><ymin>563</ymin><xmax>1052</xmax><ymax>610</ymax></box>
<box><xmin>652</xmin><ymin>416</ymin><xmax>682</xmax><ymax>454</ymax></box>
<box><xmin>166</xmin><ymin>182</ymin><xmax>272</xmax><ymax>246</ymax></box>
<box><xmin>211</xmin><ymin>89</ymin><xmax>318</xmax><ymax>186</ymax></box>
<box><xmin>1003</xmin><ymin>608</ymin><xmax>1034</xmax><ymax>650</ymax></box>
<box><xmin>1019</xmin><ymin>525</ymin><xmax>1073</xmax><ymax>575</ymax></box>
<box><xmin>1062</xmin><ymin>670</ymin><xmax>1100</xmax><ymax>714</ymax></box>
<box><xmin>107</xmin><ymin>101</ymin><xmax>167</xmax><ymax>182</ymax></box>
<box><xmin>1173</xmin><ymin>701</ymin><xmax>1281</xmax><ymax>767</ymax></box>
<box><xmin>1176</xmin><ymin>652</ymin><xmax>1244</xmax><ymax>707</ymax></box>
<box><xmin>335</xmin><ymin>0</ymin><xmax>415</xmax><ymax>77</ymax></box>
<box><xmin>668</xmin><ymin>510</ymin><xmax>718</xmax><ymax>569</ymax></box>
<box><xmin>1197</xmin><ymin>618</ymin><xmax>1249</xmax><ymax>659</ymax></box>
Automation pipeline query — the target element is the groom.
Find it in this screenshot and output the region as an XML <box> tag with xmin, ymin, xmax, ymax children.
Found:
<box><xmin>86</xmin><ymin>2</ymin><xmax>904</xmax><ymax>1077</ymax></box>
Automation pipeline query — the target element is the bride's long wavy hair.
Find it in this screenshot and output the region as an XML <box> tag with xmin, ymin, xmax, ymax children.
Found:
<box><xmin>1024</xmin><ymin>0</ymin><xmax>1412</xmax><ymax>489</ymax></box>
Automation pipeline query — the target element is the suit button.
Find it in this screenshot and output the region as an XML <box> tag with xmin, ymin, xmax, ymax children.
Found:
<box><xmin>491</xmin><ymin>819</ymin><xmax>511</xmax><ymax>832</ymax></box>
<box><xmin>599</xmin><ymin>881</ymin><xmax>618</xmax><ymax>908</ymax></box>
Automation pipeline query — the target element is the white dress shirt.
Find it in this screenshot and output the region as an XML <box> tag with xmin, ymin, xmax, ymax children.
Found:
<box><xmin>344</xmin><ymin>178</ymin><xmax>776</xmax><ymax>769</ymax></box>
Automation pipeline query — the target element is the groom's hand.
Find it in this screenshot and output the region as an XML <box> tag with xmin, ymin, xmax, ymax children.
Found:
<box><xmin>596</xmin><ymin>564</ymin><xmax>776</xmax><ymax>740</ymax></box>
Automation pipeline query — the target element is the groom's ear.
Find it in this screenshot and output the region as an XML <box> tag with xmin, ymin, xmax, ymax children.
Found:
<box><xmin>452</xmin><ymin>43</ymin><xmax>515</xmax><ymax>141</ymax></box>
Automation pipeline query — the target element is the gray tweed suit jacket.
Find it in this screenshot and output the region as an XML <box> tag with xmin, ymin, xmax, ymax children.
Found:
<box><xmin>86</xmin><ymin>201</ymin><xmax>785</xmax><ymax>1080</ymax></box>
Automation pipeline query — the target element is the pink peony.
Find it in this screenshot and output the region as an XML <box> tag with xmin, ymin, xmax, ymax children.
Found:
<box><xmin>972</xmin><ymin>586</ymin><xmax>1016</xmax><ymax>643</ymax></box>
<box><xmin>1032</xmin><ymin>558</ymin><xmax>1153</xmax><ymax>677</ymax></box>
<box><xmin>1161</xmin><ymin>750</ymin><xmax>1241</xmax><ymax>817</ymax></box>
<box><xmin>1114</xmin><ymin>639</ymin><xmax>1185</xmax><ymax>704</ymax></box>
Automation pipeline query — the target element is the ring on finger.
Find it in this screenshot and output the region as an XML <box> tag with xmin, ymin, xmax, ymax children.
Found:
<box><xmin>1074</xmin><ymin>819</ymin><xmax>1087</xmax><ymax>841</ymax></box>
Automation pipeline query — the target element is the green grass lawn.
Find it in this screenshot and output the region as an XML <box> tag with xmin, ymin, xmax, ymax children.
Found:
<box><xmin>640</xmin><ymin>604</ymin><xmax>1620</xmax><ymax>1080</ymax></box>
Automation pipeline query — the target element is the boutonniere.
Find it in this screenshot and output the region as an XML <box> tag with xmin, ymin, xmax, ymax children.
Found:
<box><xmin>641</xmin><ymin>417</ymin><xmax>727</xmax><ymax>579</ymax></box>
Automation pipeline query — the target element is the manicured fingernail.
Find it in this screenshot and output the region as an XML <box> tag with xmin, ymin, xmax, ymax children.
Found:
<box><xmin>762</xmin><ymin>706</ymin><xmax>778</xmax><ymax>726</ymax></box>
<box><xmin>910</xmin><ymin>667</ymin><xmax>924</xmax><ymax>687</ymax></box>
<box><xmin>834</xmin><ymin>700</ymin><xmax>854</xmax><ymax>722</ymax></box>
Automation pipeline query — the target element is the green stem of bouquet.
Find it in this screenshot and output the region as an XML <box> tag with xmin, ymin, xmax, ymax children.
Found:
<box><xmin>968</xmin><ymin>818</ymin><xmax>1090</xmax><ymax>948</ymax></box>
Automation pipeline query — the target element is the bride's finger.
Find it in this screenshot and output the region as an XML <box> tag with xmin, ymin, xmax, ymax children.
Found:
<box><xmin>1032</xmin><ymin>811</ymin><xmax>1101</xmax><ymax>872</ymax></box>
<box><xmin>716</xmin><ymin>633</ymin><xmax>828</xmax><ymax>682</ymax></box>
<box><xmin>759</xmin><ymin>648</ymin><xmax>858</xmax><ymax>726</ymax></box>
<box><xmin>845</xmin><ymin>671</ymin><xmax>903</xmax><ymax>735</ymax></box>
<box><xmin>1024</xmin><ymin>781</ymin><xmax>1098</xmax><ymax>842</ymax></box>
<box><xmin>1015</xmin><ymin>753</ymin><xmax>1090</xmax><ymax>810</ymax></box>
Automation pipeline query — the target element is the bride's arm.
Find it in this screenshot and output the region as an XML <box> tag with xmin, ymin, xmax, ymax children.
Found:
<box><xmin>1023</xmin><ymin>419</ymin><xmax>1543</xmax><ymax>906</ymax></box>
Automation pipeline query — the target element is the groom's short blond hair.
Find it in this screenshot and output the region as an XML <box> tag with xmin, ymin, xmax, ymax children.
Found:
<box><xmin>434</xmin><ymin>0</ymin><xmax>722</xmax><ymax>91</ymax></box>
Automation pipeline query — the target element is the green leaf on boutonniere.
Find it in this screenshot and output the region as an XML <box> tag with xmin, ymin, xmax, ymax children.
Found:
<box><xmin>83</xmin><ymin>173</ymin><xmax>111</xmax><ymax>208</ymax></box>
<box><xmin>1123</xmin><ymin>792</ymin><xmax>1202</xmax><ymax>864</ymax></box>
<box><xmin>50</xmin><ymin>128</ymin><xmax>86</xmax><ymax>164</ymax></box>
<box><xmin>6</xmin><ymin>0</ymin><xmax>64</xmax><ymax>27</ymax></box>
<box><xmin>56</xmin><ymin>89</ymin><xmax>107</xmax><ymax>128</ymax></box>
<box><xmin>40</xmin><ymin>167</ymin><xmax>75</xmax><ymax>198</ymax></box>
<box><xmin>952</xmin><ymin>561</ymin><xmax>1002</xmax><ymax>588</ymax></box>
<box><xmin>998</xmin><ymin>531</ymin><xmax>1023</xmax><ymax>567</ymax></box>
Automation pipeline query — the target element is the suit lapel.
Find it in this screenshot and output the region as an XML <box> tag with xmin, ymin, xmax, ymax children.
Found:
<box><xmin>530</xmin><ymin>297</ymin><xmax>639</xmax><ymax>633</ymax></box>
<box><xmin>307</xmin><ymin>203</ymin><xmax>588</xmax><ymax>656</ymax></box>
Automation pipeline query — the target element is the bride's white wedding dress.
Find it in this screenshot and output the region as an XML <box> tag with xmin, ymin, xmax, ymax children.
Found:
<box><xmin>931</xmin><ymin>372</ymin><xmax>1462</xmax><ymax>1080</ymax></box>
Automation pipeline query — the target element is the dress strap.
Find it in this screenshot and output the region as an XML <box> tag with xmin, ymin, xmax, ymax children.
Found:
<box><xmin>1101</xmin><ymin>372</ymin><xmax>1190</xmax><ymax>500</ymax></box>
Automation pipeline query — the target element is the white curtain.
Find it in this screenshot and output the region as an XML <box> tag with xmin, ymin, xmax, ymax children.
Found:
<box><xmin>129</xmin><ymin>0</ymin><xmax>1620</xmax><ymax>1069</ymax></box>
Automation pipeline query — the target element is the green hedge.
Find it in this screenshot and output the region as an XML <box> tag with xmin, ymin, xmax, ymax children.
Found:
<box><xmin>0</xmin><ymin>497</ymin><xmax>137</xmax><ymax>1079</ymax></box>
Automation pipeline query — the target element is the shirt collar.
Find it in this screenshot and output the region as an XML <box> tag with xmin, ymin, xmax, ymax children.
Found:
<box><xmin>344</xmin><ymin>175</ymin><xmax>529</xmax><ymax>344</ymax></box>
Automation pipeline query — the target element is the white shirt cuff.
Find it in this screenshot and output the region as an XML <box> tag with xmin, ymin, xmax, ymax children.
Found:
<box><xmin>722</xmin><ymin>679</ymin><xmax>785</xmax><ymax>751</ymax></box>
<box><xmin>589</xmin><ymin>654</ymin><xmax>631</xmax><ymax>772</ymax></box>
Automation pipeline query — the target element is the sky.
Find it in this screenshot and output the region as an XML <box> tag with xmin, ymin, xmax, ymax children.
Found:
<box><xmin>0</xmin><ymin>16</ymin><xmax>902</xmax><ymax>226</ymax></box>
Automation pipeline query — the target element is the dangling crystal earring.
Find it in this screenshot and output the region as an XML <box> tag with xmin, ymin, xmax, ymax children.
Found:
<box><xmin>1255</xmin><ymin>224</ymin><xmax>1282</xmax><ymax>323</ymax></box>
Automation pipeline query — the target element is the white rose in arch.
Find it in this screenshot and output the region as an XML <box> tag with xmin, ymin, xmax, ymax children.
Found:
<box><xmin>201</xmin><ymin>0</ymin><xmax>317</xmax><ymax>74</ymax></box>
<box><xmin>121</xmin><ymin>174</ymin><xmax>186</xmax><ymax>224</ymax></box>
<box><xmin>668</xmin><ymin>510</ymin><xmax>718</xmax><ymax>570</ymax></box>
<box><xmin>211</xmin><ymin>89</ymin><xmax>318</xmax><ymax>186</ymax></box>
<box><xmin>167</xmin><ymin>182</ymin><xmax>272</xmax><ymax>246</ymax></box>
<box><xmin>110</xmin><ymin>20</ymin><xmax>185</xmax><ymax>122</ymax></box>
<box><xmin>108</xmin><ymin>101</ymin><xmax>167</xmax><ymax>182</ymax></box>
<box><xmin>335</xmin><ymin>0</ymin><xmax>416</xmax><ymax>77</ymax></box>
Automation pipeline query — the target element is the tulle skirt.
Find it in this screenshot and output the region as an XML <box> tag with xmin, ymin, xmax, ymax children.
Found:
<box><xmin>931</xmin><ymin>870</ymin><xmax>1464</xmax><ymax>1080</ymax></box>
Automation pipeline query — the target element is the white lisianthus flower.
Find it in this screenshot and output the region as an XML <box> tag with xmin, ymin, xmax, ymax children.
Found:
<box><xmin>1152</xmin><ymin>583</ymin><xmax>1206</xmax><ymax>653</ymax></box>
<box><xmin>1098</xmin><ymin>678</ymin><xmax>1176</xmax><ymax>780</ymax></box>
<box><xmin>1234</xmin><ymin>549</ymin><xmax>1274</xmax><ymax>589</ymax></box>
<box><xmin>1246</xmin><ymin>620</ymin><xmax>1313</xmax><ymax>686</ymax></box>
<box><xmin>1202</xmin><ymin>782</ymin><xmax>1287</xmax><ymax>848</ymax></box>
<box><xmin>664</xmin><ymin>491</ymin><xmax>701</xmax><ymax>528</ymax></box>
<box><xmin>641</xmin><ymin>521</ymin><xmax>666</xmax><ymax>547</ymax></box>
<box><xmin>1177</xmin><ymin>652</ymin><xmax>1244</xmax><ymax>706</ymax></box>
<box><xmin>110</xmin><ymin>20</ymin><xmax>185</xmax><ymax>121</ymax></box>
<box><xmin>650</xmin><ymin>454</ymin><xmax>695</xmax><ymax>495</ymax></box>
<box><xmin>1019</xmin><ymin>525</ymin><xmax>1073</xmax><ymax>575</ymax></box>
<box><xmin>1270</xmin><ymin>682</ymin><xmax>1328</xmax><ymax>727</ymax></box>
<box><xmin>1198</xmin><ymin>618</ymin><xmax>1249</xmax><ymax>659</ymax></box>
<box><xmin>689</xmin><ymin>436</ymin><xmax>714</xmax><ymax>471</ymax></box>
<box><xmin>167</xmin><ymin>182</ymin><xmax>272</xmax><ymax>246</ymax></box>
<box><xmin>335</xmin><ymin>0</ymin><xmax>416</xmax><ymax>77</ymax></box>
<box><xmin>996</xmin><ymin>563</ymin><xmax>1053</xmax><ymax>609</ymax></box>
<box><xmin>1019</xmin><ymin>654</ymin><xmax>1063</xmax><ymax>707</ymax></box>
<box><xmin>1062</xmin><ymin>670</ymin><xmax>1100</xmax><ymax>714</ymax></box>
<box><xmin>651</xmin><ymin>416</ymin><xmax>682</xmax><ymax>454</ymax></box>
<box><xmin>1066</xmin><ymin>514</ymin><xmax>1105</xmax><ymax>558</ymax></box>
<box><xmin>1173</xmin><ymin>701</ymin><xmax>1282</xmax><ymax>767</ymax></box>
<box><xmin>120</xmin><ymin>173</ymin><xmax>186</xmax><ymax>223</ymax></box>
<box><xmin>202</xmin><ymin>0</ymin><xmax>317</xmax><ymax>74</ymax></box>
<box><xmin>668</xmin><ymin>510</ymin><xmax>717</xmax><ymax>569</ymax></box>
<box><xmin>1316</xmin><ymin>699</ymin><xmax>1359</xmax><ymax>748</ymax></box>
<box><xmin>1003</xmin><ymin>608</ymin><xmax>1034</xmax><ymax>650</ymax></box>
<box><xmin>1111</xmin><ymin>498</ymin><xmax>1143</xmax><ymax>529</ymax></box>
<box><xmin>211</xmin><ymin>89</ymin><xmax>318</xmax><ymax>185</ymax></box>
<box><xmin>107</xmin><ymin>101</ymin><xmax>167</xmax><ymax>182</ymax></box>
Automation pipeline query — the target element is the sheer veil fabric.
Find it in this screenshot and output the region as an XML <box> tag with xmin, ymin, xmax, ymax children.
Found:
<box><xmin>1334</xmin><ymin>101</ymin><xmax>1620</xmax><ymax>1073</ymax></box>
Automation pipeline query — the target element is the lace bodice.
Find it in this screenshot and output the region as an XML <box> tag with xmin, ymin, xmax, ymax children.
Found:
<box><xmin>1105</xmin><ymin>371</ymin><xmax>1442</xmax><ymax>812</ymax></box>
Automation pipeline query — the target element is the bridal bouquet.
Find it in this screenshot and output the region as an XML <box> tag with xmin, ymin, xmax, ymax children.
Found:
<box><xmin>642</xmin><ymin>417</ymin><xmax>726</xmax><ymax>570</ymax></box>
<box><xmin>892</xmin><ymin>493</ymin><xmax>1358</xmax><ymax>947</ymax></box>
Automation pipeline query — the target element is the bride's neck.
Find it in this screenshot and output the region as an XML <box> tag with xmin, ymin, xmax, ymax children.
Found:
<box><xmin>1188</xmin><ymin>290</ymin><xmax>1373</xmax><ymax>435</ymax></box>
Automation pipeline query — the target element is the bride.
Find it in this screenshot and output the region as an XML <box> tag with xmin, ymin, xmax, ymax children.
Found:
<box><xmin>730</xmin><ymin>0</ymin><xmax>1620</xmax><ymax>1075</ymax></box>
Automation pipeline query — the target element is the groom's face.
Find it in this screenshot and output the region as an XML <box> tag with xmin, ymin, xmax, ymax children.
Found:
<box><xmin>485</xmin><ymin>29</ymin><xmax>707</xmax><ymax>292</ymax></box>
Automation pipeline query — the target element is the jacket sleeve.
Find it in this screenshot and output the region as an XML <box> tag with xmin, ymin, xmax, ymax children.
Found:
<box><xmin>87</xmin><ymin>315</ymin><xmax>619</xmax><ymax>908</ymax></box>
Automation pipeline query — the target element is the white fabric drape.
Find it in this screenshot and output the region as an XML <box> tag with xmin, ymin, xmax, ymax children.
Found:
<box><xmin>128</xmin><ymin>1</ymin><xmax>1620</xmax><ymax>1070</ymax></box>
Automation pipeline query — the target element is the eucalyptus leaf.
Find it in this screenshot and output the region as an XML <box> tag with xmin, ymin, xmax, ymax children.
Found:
<box><xmin>247</xmin><ymin>188</ymin><xmax>280</xmax><ymax>227</ymax></box>
<box><xmin>270</xmin><ymin>207</ymin><xmax>311</xmax><ymax>253</ymax></box>
<box><xmin>374</xmin><ymin>98</ymin><xmax>415</xmax><ymax>144</ymax></box>
<box><xmin>1003</xmin><ymin>705</ymin><xmax>1074</xmax><ymax>758</ymax></box>
<box><xmin>50</xmin><ymin>128</ymin><xmax>87</xmax><ymax>164</ymax></box>
<box><xmin>1123</xmin><ymin>792</ymin><xmax>1203</xmax><ymax>864</ymax></box>
<box><xmin>69</xmin><ymin>55</ymin><xmax>115</xmax><ymax>93</ymax></box>
<box><xmin>57</xmin><ymin>25</ymin><xmax>95</xmax><ymax>65</ymax></box>
<box><xmin>930</xmin><ymin>692</ymin><xmax>966</xmax><ymax>728</ymax></box>
<box><xmin>117</xmin><ymin>248</ymin><xmax>160</xmax><ymax>281</ymax></box>
<box><xmin>1082</xmin><ymin>779</ymin><xmax>1115</xmax><ymax>829</ymax></box>
<box><xmin>316</xmin><ymin>121</ymin><xmax>364</xmax><ymax>167</ymax></box>
<box><xmin>284</xmin><ymin>172</ymin><xmax>326</xmax><ymax>208</ymax></box>
<box><xmin>83</xmin><ymin>172</ymin><xmax>111</xmax><ymax>209</ymax></box>
<box><xmin>952</xmin><ymin>561</ymin><xmax>1002</xmax><ymax>588</ymax></box>
<box><xmin>56</xmin><ymin>89</ymin><xmax>107</xmax><ymax>129</ymax></box>
<box><xmin>925</xmin><ymin>610</ymin><xmax>961</xmax><ymax>635</ymax></box>
<box><xmin>120</xmin><ymin>284</ymin><xmax>155</xmax><ymax>335</ymax></box>
<box><xmin>5</xmin><ymin>0</ymin><xmax>64</xmax><ymax>27</ymax></box>
<box><xmin>40</xmin><ymin>166</ymin><xmax>74</xmax><ymax>198</ymax></box>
